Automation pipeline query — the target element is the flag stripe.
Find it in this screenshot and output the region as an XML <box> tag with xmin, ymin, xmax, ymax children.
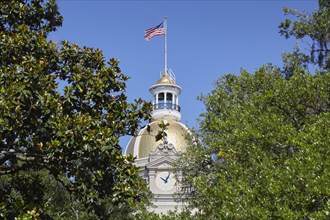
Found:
<box><xmin>144</xmin><ymin>22</ymin><xmax>165</xmax><ymax>41</ymax></box>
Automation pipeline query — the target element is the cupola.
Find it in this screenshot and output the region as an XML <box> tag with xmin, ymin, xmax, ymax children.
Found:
<box><xmin>149</xmin><ymin>69</ymin><xmax>182</xmax><ymax>121</ymax></box>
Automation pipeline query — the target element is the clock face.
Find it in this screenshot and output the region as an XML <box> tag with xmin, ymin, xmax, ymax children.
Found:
<box><xmin>155</xmin><ymin>171</ymin><xmax>176</xmax><ymax>192</ymax></box>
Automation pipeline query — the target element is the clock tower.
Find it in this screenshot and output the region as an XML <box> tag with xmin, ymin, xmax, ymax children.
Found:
<box><xmin>125</xmin><ymin>69</ymin><xmax>189</xmax><ymax>213</ymax></box>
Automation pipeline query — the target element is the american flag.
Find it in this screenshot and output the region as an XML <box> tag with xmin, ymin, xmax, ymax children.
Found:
<box><xmin>144</xmin><ymin>22</ymin><xmax>165</xmax><ymax>41</ymax></box>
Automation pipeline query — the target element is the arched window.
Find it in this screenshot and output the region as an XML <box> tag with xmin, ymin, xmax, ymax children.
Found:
<box><xmin>166</xmin><ymin>93</ymin><xmax>173</xmax><ymax>109</ymax></box>
<box><xmin>158</xmin><ymin>93</ymin><xmax>164</xmax><ymax>109</ymax></box>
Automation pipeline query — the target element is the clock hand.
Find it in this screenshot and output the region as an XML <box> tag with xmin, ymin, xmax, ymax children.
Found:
<box><xmin>165</xmin><ymin>173</ymin><xmax>170</xmax><ymax>182</ymax></box>
<box><xmin>160</xmin><ymin>177</ymin><xmax>167</xmax><ymax>183</ymax></box>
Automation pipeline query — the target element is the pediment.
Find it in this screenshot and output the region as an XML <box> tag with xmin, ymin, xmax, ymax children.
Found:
<box><xmin>146</xmin><ymin>156</ymin><xmax>177</xmax><ymax>170</ymax></box>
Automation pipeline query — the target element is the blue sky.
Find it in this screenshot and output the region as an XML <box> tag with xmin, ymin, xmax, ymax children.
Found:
<box><xmin>51</xmin><ymin>0</ymin><xmax>318</xmax><ymax>149</ymax></box>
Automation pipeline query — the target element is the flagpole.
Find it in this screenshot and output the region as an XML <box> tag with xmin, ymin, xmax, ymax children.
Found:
<box><xmin>164</xmin><ymin>16</ymin><xmax>167</xmax><ymax>74</ymax></box>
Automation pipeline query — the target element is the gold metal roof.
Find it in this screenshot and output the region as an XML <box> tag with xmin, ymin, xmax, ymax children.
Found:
<box><xmin>156</xmin><ymin>72</ymin><xmax>176</xmax><ymax>85</ymax></box>
<box><xmin>125</xmin><ymin>136</ymin><xmax>136</xmax><ymax>155</ymax></box>
<box><xmin>125</xmin><ymin>120</ymin><xmax>189</xmax><ymax>159</ymax></box>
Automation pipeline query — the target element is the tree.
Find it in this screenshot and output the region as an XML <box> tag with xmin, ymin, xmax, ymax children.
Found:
<box><xmin>178</xmin><ymin>67</ymin><xmax>330</xmax><ymax>219</ymax></box>
<box><xmin>0</xmin><ymin>0</ymin><xmax>152</xmax><ymax>219</ymax></box>
<box><xmin>175</xmin><ymin>2</ymin><xmax>330</xmax><ymax>219</ymax></box>
<box><xmin>279</xmin><ymin>0</ymin><xmax>330</xmax><ymax>71</ymax></box>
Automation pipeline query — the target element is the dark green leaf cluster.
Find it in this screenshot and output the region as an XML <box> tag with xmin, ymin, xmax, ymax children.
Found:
<box><xmin>0</xmin><ymin>0</ymin><xmax>62</xmax><ymax>35</ymax></box>
<box><xmin>0</xmin><ymin>0</ymin><xmax>152</xmax><ymax>219</ymax></box>
<box><xmin>155</xmin><ymin>121</ymin><xmax>170</xmax><ymax>142</ymax></box>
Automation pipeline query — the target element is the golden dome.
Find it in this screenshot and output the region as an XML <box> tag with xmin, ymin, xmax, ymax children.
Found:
<box><xmin>125</xmin><ymin>120</ymin><xmax>189</xmax><ymax>159</ymax></box>
<box><xmin>156</xmin><ymin>72</ymin><xmax>176</xmax><ymax>85</ymax></box>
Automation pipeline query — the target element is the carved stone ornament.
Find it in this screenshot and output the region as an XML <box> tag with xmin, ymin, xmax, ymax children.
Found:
<box><xmin>150</xmin><ymin>139</ymin><xmax>178</xmax><ymax>156</ymax></box>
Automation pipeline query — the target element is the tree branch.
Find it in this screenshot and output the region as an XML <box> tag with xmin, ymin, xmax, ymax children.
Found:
<box><xmin>0</xmin><ymin>150</ymin><xmax>42</xmax><ymax>175</ymax></box>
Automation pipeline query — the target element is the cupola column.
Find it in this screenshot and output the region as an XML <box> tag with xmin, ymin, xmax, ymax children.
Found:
<box><xmin>156</xmin><ymin>93</ymin><xmax>159</xmax><ymax>107</ymax></box>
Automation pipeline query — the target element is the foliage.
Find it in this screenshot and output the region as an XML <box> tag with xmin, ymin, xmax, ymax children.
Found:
<box><xmin>174</xmin><ymin>2</ymin><xmax>330</xmax><ymax>219</ymax></box>
<box><xmin>155</xmin><ymin>121</ymin><xmax>170</xmax><ymax>142</ymax></box>
<box><xmin>279</xmin><ymin>0</ymin><xmax>330</xmax><ymax>71</ymax></box>
<box><xmin>0</xmin><ymin>0</ymin><xmax>152</xmax><ymax>219</ymax></box>
<box><xmin>177</xmin><ymin>66</ymin><xmax>330</xmax><ymax>219</ymax></box>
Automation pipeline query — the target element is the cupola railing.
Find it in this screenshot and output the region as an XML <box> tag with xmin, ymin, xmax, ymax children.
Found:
<box><xmin>153</xmin><ymin>103</ymin><xmax>181</xmax><ymax>112</ymax></box>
